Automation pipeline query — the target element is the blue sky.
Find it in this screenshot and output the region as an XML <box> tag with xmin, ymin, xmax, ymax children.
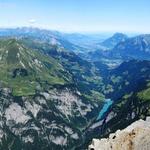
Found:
<box><xmin>0</xmin><ymin>0</ymin><xmax>150</xmax><ymax>33</ymax></box>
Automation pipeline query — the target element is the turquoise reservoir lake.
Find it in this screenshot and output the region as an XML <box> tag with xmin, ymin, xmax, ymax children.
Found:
<box><xmin>97</xmin><ymin>99</ymin><xmax>113</xmax><ymax>120</ymax></box>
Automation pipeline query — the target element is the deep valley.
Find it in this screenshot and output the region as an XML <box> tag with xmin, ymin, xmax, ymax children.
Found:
<box><xmin>0</xmin><ymin>28</ymin><xmax>150</xmax><ymax>150</ymax></box>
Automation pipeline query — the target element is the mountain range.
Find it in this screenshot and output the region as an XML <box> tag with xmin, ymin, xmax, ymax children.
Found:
<box><xmin>112</xmin><ymin>34</ymin><xmax>150</xmax><ymax>60</ymax></box>
<box><xmin>0</xmin><ymin>27</ymin><xmax>150</xmax><ymax>150</ymax></box>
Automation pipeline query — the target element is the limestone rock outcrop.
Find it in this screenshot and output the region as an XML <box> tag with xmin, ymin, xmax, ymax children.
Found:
<box><xmin>89</xmin><ymin>117</ymin><xmax>150</xmax><ymax>150</ymax></box>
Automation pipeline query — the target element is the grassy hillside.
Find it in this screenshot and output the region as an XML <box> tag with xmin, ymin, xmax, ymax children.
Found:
<box><xmin>0</xmin><ymin>37</ymin><xmax>106</xmax><ymax>102</ymax></box>
<box><xmin>0</xmin><ymin>38</ymin><xmax>71</xmax><ymax>96</ymax></box>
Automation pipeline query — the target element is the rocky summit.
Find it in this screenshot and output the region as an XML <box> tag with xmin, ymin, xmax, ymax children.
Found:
<box><xmin>89</xmin><ymin>117</ymin><xmax>150</xmax><ymax>150</ymax></box>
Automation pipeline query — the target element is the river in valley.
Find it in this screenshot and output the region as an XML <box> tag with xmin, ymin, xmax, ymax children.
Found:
<box><xmin>97</xmin><ymin>98</ymin><xmax>113</xmax><ymax>120</ymax></box>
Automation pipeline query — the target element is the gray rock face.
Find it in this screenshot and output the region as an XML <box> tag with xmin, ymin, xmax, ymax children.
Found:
<box><xmin>89</xmin><ymin>117</ymin><xmax>150</xmax><ymax>150</ymax></box>
<box><xmin>0</xmin><ymin>87</ymin><xmax>98</xmax><ymax>149</ymax></box>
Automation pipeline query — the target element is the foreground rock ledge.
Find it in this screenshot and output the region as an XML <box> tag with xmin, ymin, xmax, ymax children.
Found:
<box><xmin>89</xmin><ymin>117</ymin><xmax>150</xmax><ymax>150</ymax></box>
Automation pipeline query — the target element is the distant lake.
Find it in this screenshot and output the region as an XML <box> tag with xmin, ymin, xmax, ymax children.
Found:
<box><xmin>97</xmin><ymin>99</ymin><xmax>113</xmax><ymax>120</ymax></box>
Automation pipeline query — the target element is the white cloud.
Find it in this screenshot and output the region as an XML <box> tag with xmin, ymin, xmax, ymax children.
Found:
<box><xmin>28</xmin><ymin>19</ymin><xmax>36</xmax><ymax>24</ymax></box>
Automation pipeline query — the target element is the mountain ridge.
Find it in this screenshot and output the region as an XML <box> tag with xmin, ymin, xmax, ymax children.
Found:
<box><xmin>111</xmin><ymin>34</ymin><xmax>150</xmax><ymax>60</ymax></box>
<box><xmin>0</xmin><ymin>38</ymin><xmax>71</xmax><ymax>96</ymax></box>
<box><xmin>100</xmin><ymin>33</ymin><xmax>128</xmax><ymax>49</ymax></box>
